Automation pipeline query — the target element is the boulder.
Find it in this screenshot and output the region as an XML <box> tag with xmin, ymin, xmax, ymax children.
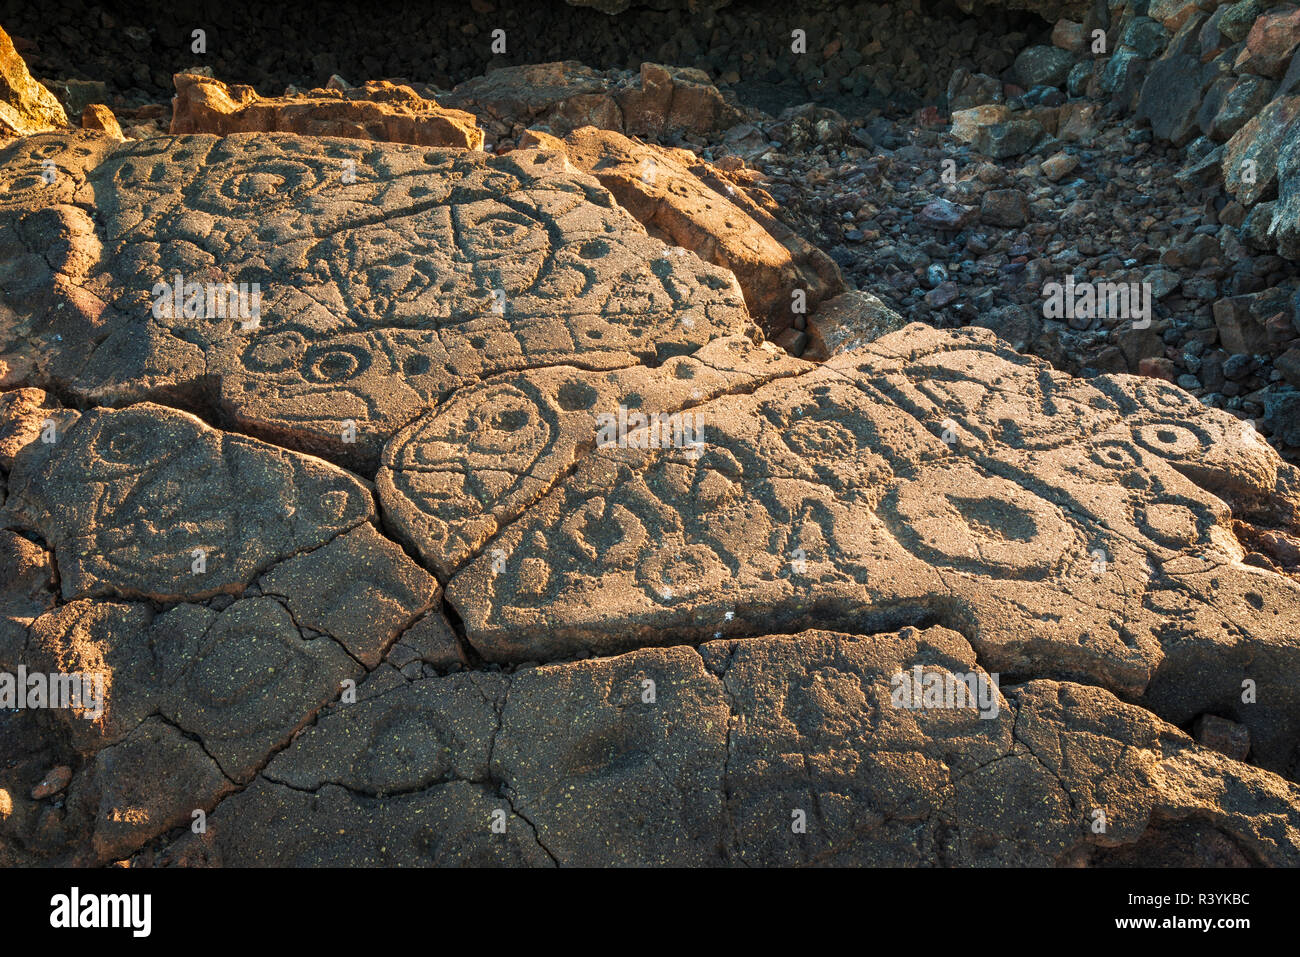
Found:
<box><xmin>947</xmin><ymin>69</ymin><xmax>1005</xmax><ymax>111</ymax></box>
<box><xmin>950</xmin><ymin>104</ymin><xmax>1044</xmax><ymax>158</ymax></box>
<box><xmin>1198</xmin><ymin>75</ymin><xmax>1276</xmax><ymax>141</ymax></box>
<box><xmin>1099</xmin><ymin>48</ymin><xmax>1150</xmax><ymax>109</ymax></box>
<box><xmin>0</xmin><ymin>130</ymin><xmax>752</xmax><ymax>471</ymax></box>
<box><xmin>1223</xmin><ymin>95</ymin><xmax>1300</xmax><ymax>206</ymax></box>
<box><xmin>616</xmin><ymin>62</ymin><xmax>746</xmax><ymax>138</ymax></box>
<box><xmin>0</xmin><ymin>25</ymin><xmax>68</xmax><ymax>137</ymax></box>
<box><xmin>1219</xmin><ymin>0</ymin><xmax>1273</xmax><ymax>43</ymax></box>
<box><xmin>1235</xmin><ymin>5</ymin><xmax>1300</xmax><ymax>77</ymax></box>
<box><xmin>6</xmin><ymin>101</ymin><xmax>1300</xmax><ymax>869</ymax></box>
<box><xmin>1120</xmin><ymin>16</ymin><xmax>1172</xmax><ymax>58</ymax></box>
<box><xmin>1012</xmin><ymin>45</ymin><xmax>1077</xmax><ymax>88</ymax></box>
<box><xmin>1270</xmin><ymin>118</ymin><xmax>1300</xmax><ymax>257</ymax></box>
<box><xmin>170</xmin><ymin>74</ymin><xmax>484</xmax><ymax>149</ymax></box>
<box><xmin>1135</xmin><ymin>13</ymin><xmax>1213</xmax><ymax>147</ymax></box>
<box><xmin>1149</xmin><ymin>0</ymin><xmax>1210</xmax><ymax>32</ymax></box>
<box><xmin>443</xmin><ymin>61</ymin><xmax>620</xmax><ymax>135</ymax></box>
<box><xmin>444</xmin><ymin>60</ymin><xmax>744</xmax><ymax>140</ymax></box>
<box><xmin>159</xmin><ymin>625</ymin><xmax>1300</xmax><ymax>866</ymax></box>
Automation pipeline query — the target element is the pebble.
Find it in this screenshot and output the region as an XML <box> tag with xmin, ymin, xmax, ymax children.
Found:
<box><xmin>31</xmin><ymin>766</ymin><xmax>72</xmax><ymax>801</ymax></box>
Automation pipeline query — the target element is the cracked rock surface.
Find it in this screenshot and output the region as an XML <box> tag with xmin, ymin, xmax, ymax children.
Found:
<box><xmin>2</xmin><ymin>128</ymin><xmax>1300</xmax><ymax>866</ymax></box>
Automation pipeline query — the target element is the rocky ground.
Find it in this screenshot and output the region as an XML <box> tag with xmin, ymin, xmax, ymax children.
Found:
<box><xmin>1</xmin><ymin>0</ymin><xmax>1300</xmax><ymax>867</ymax></box>
<box><xmin>8</xmin><ymin>0</ymin><xmax>1297</xmax><ymax>457</ymax></box>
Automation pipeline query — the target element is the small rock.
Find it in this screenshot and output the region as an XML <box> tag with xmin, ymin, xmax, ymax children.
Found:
<box><xmin>1215</xmin><ymin>298</ymin><xmax>1272</xmax><ymax>353</ymax></box>
<box><xmin>924</xmin><ymin>281</ymin><xmax>959</xmax><ymax>307</ymax></box>
<box><xmin>925</xmin><ymin>263</ymin><xmax>950</xmax><ymax>288</ymax></box>
<box><xmin>918</xmin><ymin>197</ymin><xmax>977</xmax><ymax>230</ymax></box>
<box><xmin>1051</xmin><ymin>19</ymin><xmax>1087</xmax><ymax>53</ymax></box>
<box><xmin>1145</xmin><ymin>268</ymin><xmax>1181</xmax><ymax>299</ymax></box>
<box><xmin>31</xmin><ymin>765</ymin><xmax>72</xmax><ymax>801</ymax></box>
<box><xmin>947</xmin><ymin>68</ymin><xmax>1003</xmax><ymax>111</ymax></box>
<box><xmin>1040</xmin><ymin>151</ymin><xmax>1079</xmax><ymax>182</ymax></box>
<box><xmin>774</xmin><ymin>327</ymin><xmax>808</xmax><ymax>356</ymax></box>
<box><xmin>1193</xmin><ymin>714</ymin><xmax>1251</xmax><ymax>762</ymax></box>
<box><xmin>980</xmin><ymin>188</ymin><xmax>1030</xmax><ymax>227</ymax></box>
<box><xmin>1138</xmin><ymin>356</ymin><xmax>1178</xmax><ymax>381</ymax></box>
<box><xmin>81</xmin><ymin>103</ymin><xmax>125</xmax><ymax>141</ymax></box>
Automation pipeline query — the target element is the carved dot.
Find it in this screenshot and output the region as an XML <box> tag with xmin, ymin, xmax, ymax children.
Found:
<box><xmin>404</xmin><ymin>354</ymin><xmax>431</xmax><ymax>376</ymax></box>
<box><xmin>491</xmin><ymin>408</ymin><xmax>530</xmax><ymax>432</ymax></box>
<box><xmin>557</xmin><ymin>380</ymin><xmax>598</xmax><ymax>411</ymax></box>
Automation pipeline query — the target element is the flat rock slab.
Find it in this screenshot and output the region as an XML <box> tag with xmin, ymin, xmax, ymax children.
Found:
<box><xmin>443</xmin><ymin>324</ymin><xmax>1300</xmax><ymax>773</ymax></box>
<box><xmin>157</xmin><ymin>625</ymin><xmax>1300</xmax><ymax>866</ymax></box>
<box><xmin>0</xmin><ymin>131</ymin><xmax>752</xmax><ymax>469</ymax></box>
<box><xmin>2</xmin><ymin>125</ymin><xmax>1300</xmax><ymax>868</ymax></box>
<box><xmin>379</xmin><ymin>334</ymin><xmax>808</xmax><ymax>577</ymax></box>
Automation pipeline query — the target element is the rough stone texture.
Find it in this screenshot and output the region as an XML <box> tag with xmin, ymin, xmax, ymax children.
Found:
<box><xmin>1224</xmin><ymin>95</ymin><xmax>1300</xmax><ymax>207</ymax></box>
<box><xmin>802</xmin><ymin>290</ymin><xmax>909</xmax><ymax>360</ymax></box>
<box><xmin>950</xmin><ymin>105</ymin><xmax>1044</xmax><ymax>159</ymax></box>
<box><xmin>1220</xmin><ymin>0</ymin><xmax>1273</xmax><ymax>43</ymax></box>
<box><xmin>1236</xmin><ymin>6</ymin><xmax>1300</xmax><ymax>78</ymax></box>
<box><xmin>378</xmin><ymin>334</ymin><xmax>806</xmax><ymax>578</ymax></box>
<box><xmin>435</xmin><ymin>324</ymin><xmax>1300</xmax><ymax>779</ymax></box>
<box><xmin>1013</xmin><ymin>45</ymin><xmax>1077</xmax><ymax>88</ymax></box>
<box><xmin>444</xmin><ymin>60</ymin><xmax>744</xmax><ymax>141</ymax></box>
<box><xmin>80</xmin><ymin>103</ymin><xmax>124</xmax><ymax>141</ymax></box>
<box><xmin>1149</xmin><ymin>0</ymin><xmax>1207</xmax><ymax>34</ymax></box>
<box><xmin>0</xmin><ymin>25</ymin><xmax>68</xmax><ymax>138</ymax></box>
<box><xmin>0</xmin><ymin>131</ymin><xmax>752</xmax><ymax>471</ymax></box>
<box><xmin>552</xmin><ymin>126</ymin><xmax>845</xmax><ymax>338</ymax></box>
<box><xmin>158</xmin><ymin>625</ymin><xmax>1300</xmax><ymax>866</ymax></box>
<box><xmin>1270</xmin><ymin>114</ymin><xmax>1300</xmax><ymax>258</ymax></box>
<box><xmin>439</xmin><ymin>61</ymin><xmax>623</xmax><ymax>136</ymax></box>
<box><xmin>170</xmin><ymin>74</ymin><xmax>484</xmax><ymax>150</ymax></box>
<box><xmin>947</xmin><ymin>69</ymin><xmax>1004</xmax><ymax>111</ymax></box>
<box><xmin>4</xmin><ymin>115</ymin><xmax>1300</xmax><ymax>869</ymax></box>
<box><xmin>617</xmin><ymin>62</ymin><xmax>747</xmax><ymax>139</ymax></box>
<box><xmin>1198</xmin><ymin>75</ymin><xmax>1276</xmax><ymax>142</ymax></box>
<box><xmin>0</xmin><ymin>391</ymin><xmax>441</xmax><ymax>863</ymax></box>
<box><xmin>1135</xmin><ymin>14</ymin><xmax>1211</xmax><ymax>148</ymax></box>
<box><xmin>4</xmin><ymin>402</ymin><xmax>379</xmax><ymax>602</ymax></box>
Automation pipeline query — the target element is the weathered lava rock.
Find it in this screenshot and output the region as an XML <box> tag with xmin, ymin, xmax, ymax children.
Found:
<box><xmin>2</xmin><ymin>112</ymin><xmax>1300</xmax><ymax>869</ymax></box>
<box><xmin>0</xmin><ymin>25</ymin><xmax>68</xmax><ymax>138</ymax></box>
<box><xmin>0</xmin><ymin>130</ymin><xmax>752</xmax><ymax>471</ymax></box>
<box><xmin>170</xmin><ymin>73</ymin><xmax>484</xmax><ymax>149</ymax></box>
